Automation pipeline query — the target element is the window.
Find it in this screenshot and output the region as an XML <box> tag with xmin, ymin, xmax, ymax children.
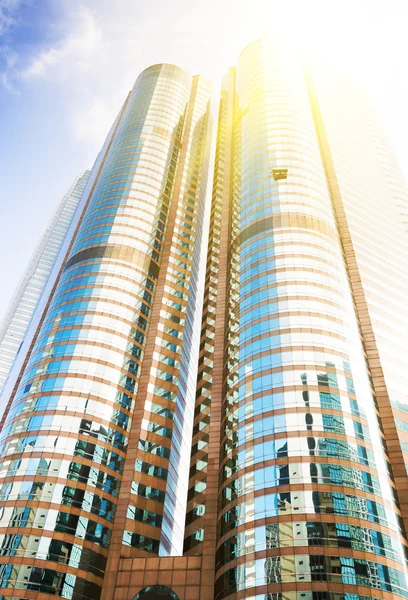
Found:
<box><xmin>133</xmin><ymin>586</ymin><xmax>179</xmax><ymax>600</ymax></box>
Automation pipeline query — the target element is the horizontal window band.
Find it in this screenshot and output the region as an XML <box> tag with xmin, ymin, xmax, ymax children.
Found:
<box><xmin>237</xmin><ymin>213</ymin><xmax>337</xmax><ymax>246</ymax></box>
<box><xmin>65</xmin><ymin>244</ymin><xmax>160</xmax><ymax>280</ymax></box>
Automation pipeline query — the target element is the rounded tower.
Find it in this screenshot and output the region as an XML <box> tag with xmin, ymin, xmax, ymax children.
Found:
<box><xmin>0</xmin><ymin>64</ymin><xmax>212</xmax><ymax>599</ymax></box>
<box><xmin>212</xmin><ymin>38</ymin><xmax>408</xmax><ymax>599</ymax></box>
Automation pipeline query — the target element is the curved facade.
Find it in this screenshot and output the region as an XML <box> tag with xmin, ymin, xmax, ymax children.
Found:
<box><xmin>0</xmin><ymin>64</ymin><xmax>212</xmax><ymax>599</ymax></box>
<box><xmin>216</xmin><ymin>37</ymin><xmax>408</xmax><ymax>600</ymax></box>
<box><xmin>185</xmin><ymin>38</ymin><xmax>408</xmax><ymax>600</ymax></box>
<box><xmin>217</xmin><ymin>38</ymin><xmax>408</xmax><ymax>599</ymax></box>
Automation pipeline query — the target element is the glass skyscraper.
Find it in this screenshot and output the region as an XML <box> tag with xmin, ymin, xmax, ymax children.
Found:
<box><xmin>185</xmin><ymin>37</ymin><xmax>408</xmax><ymax>600</ymax></box>
<box><xmin>0</xmin><ymin>170</ymin><xmax>90</xmax><ymax>393</ymax></box>
<box><xmin>0</xmin><ymin>39</ymin><xmax>408</xmax><ymax>600</ymax></box>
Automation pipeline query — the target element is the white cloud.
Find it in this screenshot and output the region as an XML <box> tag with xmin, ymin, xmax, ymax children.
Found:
<box><xmin>23</xmin><ymin>6</ymin><xmax>102</xmax><ymax>80</ymax></box>
<box><xmin>4</xmin><ymin>3</ymin><xmax>129</xmax><ymax>149</ymax></box>
<box><xmin>0</xmin><ymin>45</ymin><xmax>18</xmax><ymax>92</ymax></box>
<box><xmin>0</xmin><ymin>0</ymin><xmax>27</xmax><ymax>91</ymax></box>
<box><xmin>3</xmin><ymin>0</ymin><xmax>408</xmax><ymax>183</ymax></box>
<box><xmin>0</xmin><ymin>0</ymin><xmax>23</xmax><ymax>36</ymax></box>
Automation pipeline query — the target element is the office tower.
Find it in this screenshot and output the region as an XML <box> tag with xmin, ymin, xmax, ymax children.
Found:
<box><xmin>1</xmin><ymin>38</ymin><xmax>408</xmax><ymax>600</ymax></box>
<box><xmin>0</xmin><ymin>170</ymin><xmax>91</xmax><ymax>392</ymax></box>
<box><xmin>0</xmin><ymin>65</ymin><xmax>212</xmax><ymax>599</ymax></box>
<box><xmin>180</xmin><ymin>38</ymin><xmax>408</xmax><ymax>600</ymax></box>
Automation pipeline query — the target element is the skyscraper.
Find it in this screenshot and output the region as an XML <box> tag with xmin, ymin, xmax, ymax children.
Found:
<box><xmin>0</xmin><ymin>64</ymin><xmax>212</xmax><ymax>600</ymax></box>
<box><xmin>182</xmin><ymin>38</ymin><xmax>408</xmax><ymax>600</ymax></box>
<box><xmin>0</xmin><ymin>169</ymin><xmax>90</xmax><ymax>393</ymax></box>
<box><xmin>0</xmin><ymin>38</ymin><xmax>408</xmax><ymax>600</ymax></box>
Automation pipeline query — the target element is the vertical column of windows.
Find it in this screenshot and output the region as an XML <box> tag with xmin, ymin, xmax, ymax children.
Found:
<box><xmin>123</xmin><ymin>76</ymin><xmax>212</xmax><ymax>557</ymax></box>
<box><xmin>183</xmin><ymin>87</ymin><xmax>230</xmax><ymax>552</ymax></box>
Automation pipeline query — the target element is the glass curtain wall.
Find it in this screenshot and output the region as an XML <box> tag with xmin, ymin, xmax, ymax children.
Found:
<box><xmin>0</xmin><ymin>64</ymin><xmax>212</xmax><ymax>600</ymax></box>
<box><xmin>185</xmin><ymin>37</ymin><xmax>408</xmax><ymax>600</ymax></box>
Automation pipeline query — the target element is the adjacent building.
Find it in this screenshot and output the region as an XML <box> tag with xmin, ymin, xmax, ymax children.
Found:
<box><xmin>0</xmin><ymin>39</ymin><xmax>408</xmax><ymax>600</ymax></box>
<box><xmin>309</xmin><ymin>66</ymin><xmax>408</xmax><ymax>533</ymax></box>
<box><xmin>0</xmin><ymin>169</ymin><xmax>91</xmax><ymax>392</ymax></box>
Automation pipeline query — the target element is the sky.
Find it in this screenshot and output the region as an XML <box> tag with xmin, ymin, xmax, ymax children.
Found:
<box><xmin>1</xmin><ymin>0</ymin><xmax>408</xmax><ymax>319</ymax></box>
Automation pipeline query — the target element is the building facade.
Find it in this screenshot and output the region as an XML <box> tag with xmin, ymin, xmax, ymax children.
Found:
<box><xmin>0</xmin><ymin>39</ymin><xmax>408</xmax><ymax>600</ymax></box>
<box><xmin>309</xmin><ymin>67</ymin><xmax>408</xmax><ymax>534</ymax></box>
<box><xmin>0</xmin><ymin>170</ymin><xmax>91</xmax><ymax>392</ymax></box>
<box><xmin>0</xmin><ymin>64</ymin><xmax>212</xmax><ymax>599</ymax></box>
<box><xmin>182</xmin><ymin>38</ymin><xmax>408</xmax><ymax>600</ymax></box>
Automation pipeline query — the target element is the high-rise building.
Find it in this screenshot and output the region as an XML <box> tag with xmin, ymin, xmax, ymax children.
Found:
<box><xmin>0</xmin><ymin>63</ymin><xmax>212</xmax><ymax>600</ymax></box>
<box><xmin>0</xmin><ymin>169</ymin><xmax>91</xmax><ymax>392</ymax></box>
<box><xmin>181</xmin><ymin>38</ymin><xmax>408</xmax><ymax>600</ymax></box>
<box><xmin>0</xmin><ymin>38</ymin><xmax>408</xmax><ymax>600</ymax></box>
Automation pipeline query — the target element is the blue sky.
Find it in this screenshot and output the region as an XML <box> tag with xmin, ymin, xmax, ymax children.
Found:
<box><xmin>1</xmin><ymin>0</ymin><xmax>408</xmax><ymax>319</ymax></box>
